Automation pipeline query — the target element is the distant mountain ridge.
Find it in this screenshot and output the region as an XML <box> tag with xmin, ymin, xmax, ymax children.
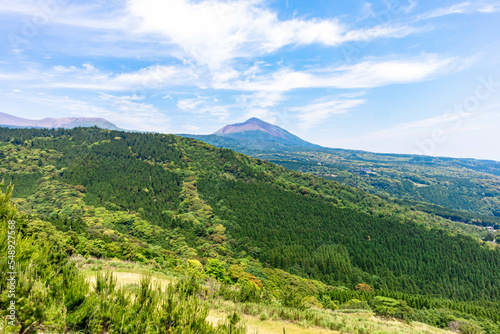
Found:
<box><xmin>181</xmin><ymin>117</ymin><xmax>320</xmax><ymax>150</ymax></box>
<box><xmin>0</xmin><ymin>112</ymin><xmax>122</xmax><ymax>130</ymax></box>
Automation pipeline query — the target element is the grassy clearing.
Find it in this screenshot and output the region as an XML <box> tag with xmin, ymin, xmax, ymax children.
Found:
<box><xmin>209</xmin><ymin>300</ymin><xmax>454</xmax><ymax>334</ymax></box>
<box><xmin>85</xmin><ymin>271</ymin><xmax>175</xmax><ymax>291</ymax></box>
<box><xmin>208</xmin><ymin>310</ymin><xmax>336</xmax><ymax>334</ymax></box>
<box><xmin>76</xmin><ymin>263</ymin><xmax>453</xmax><ymax>334</ymax></box>
<box><xmin>71</xmin><ymin>256</ymin><xmax>178</xmax><ymax>290</ymax></box>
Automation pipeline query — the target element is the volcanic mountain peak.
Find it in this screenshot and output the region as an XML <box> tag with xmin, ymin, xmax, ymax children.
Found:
<box><xmin>212</xmin><ymin>117</ymin><xmax>318</xmax><ymax>148</ymax></box>
<box><xmin>215</xmin><ymin>117</ymin><xmax>287</xmax><ymax>139</ymax></box>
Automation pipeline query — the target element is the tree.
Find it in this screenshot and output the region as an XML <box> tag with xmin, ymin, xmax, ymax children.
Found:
<box><xmin>370</xmin><ymin>296</ymin><xmax>413</xmax><ymax>319</ymax></box>
<box><xmin>0</xmin><ymin>182</ymin><xmax>16</xmax><ymax>221</ymax></box>
<box><xmin>205</xmin><ymin>258</ymin><xmax>226</xmax><ymax>281</ymax></box>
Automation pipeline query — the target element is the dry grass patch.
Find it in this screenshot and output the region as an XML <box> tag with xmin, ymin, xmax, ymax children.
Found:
<box><xmin>208</xmin><ymin>300</ymin><xmax>455</xmax><ymax>334</ymax></box>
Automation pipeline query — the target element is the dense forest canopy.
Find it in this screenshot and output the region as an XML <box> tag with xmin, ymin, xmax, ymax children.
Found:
<box><xmin>1</xmin><ymin>127</ymin><xmax>498</xmax><ymax>300</ymax></box>
<box><xmin>184</xmin><ymin>133</ymin><xmax>500</xmax><ymax>222</ymax></box>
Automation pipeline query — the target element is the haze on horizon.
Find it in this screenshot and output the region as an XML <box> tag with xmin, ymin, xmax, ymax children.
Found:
<box><xmin>0</xmin><ymin>0</ymin><xmax>499</xmax><ymax>160</ymax></box>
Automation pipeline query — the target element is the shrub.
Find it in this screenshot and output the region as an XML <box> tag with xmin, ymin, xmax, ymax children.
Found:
<box><xmin>455</xmin><ymin>319</ymin><xmax>485</xmax><ymax>334</ymax></box>
<box><xmin>319</xmin><ymin>294</ymin><xmax>338</xmax><ymax>310</ymax></box>
<box><xmin>281</xmin><ymin>287</ymin><xmax>306</xmax><ymax>309</ymax></box>
<box><xmin>205</xmin><ymin>258</ymin><xmax>226</xmax><ymax>281</ymax></box>
<box><xmin>301</xmin><ymin>295</ymin><xmax>323</xmax><ymax>309</ymax></box>
<box><xmin>227</xmin><ymin>264</ymin><xmax>264</xmax><ymax>288</ymax></box>
<box><xmin>237</xmin><ymin>281</ymin><xmax>261</xmax><ymax>303</ymax></box>
<box><xmin>370</xmin><ymin>296</ymin><xmax>413</xmax><ymax>319</ymax></box>
<box><xmin>355</xmin><ymin>283</ymin><xmax>374</xmax><ymax>292</ymax></box>
<box><xmin>412</xmin><ymin>308</ymin><xmax>457</xmax><ymax>328</ymax></box>
<box><xmin>175</xmin><ymin>274</ymin><xmax>202</xmax><ymax>296</ymax></box>
<box><xmin>259</xmin><ymin>312</ymin><xmax>269</xmax><ymax>321</ymax></box>
<box><xmin>339</xmin><ymin>299</ymin><xmax>371</xmax><ymax>311</ymax></box>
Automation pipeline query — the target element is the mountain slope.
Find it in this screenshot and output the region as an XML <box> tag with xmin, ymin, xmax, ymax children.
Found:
<box><xmin>0</xmin><ymin>111</ymin><xmax>122</xmax><ymax>130</ymax></box>
<box><xmin>181</xmin><ymin>118</ymin><xmax>500</xmax><ymax>221</ymax></box>
<box><xmin>1</xmin><ymin>126</ymin><xmax>499</xmax><ymax>301</ymax></box>
<box><xmin>181</xmin><ymin>117</ymin><xmax>319</xmax><ymax>150</ymax></box>
<box><xmin>1</xmin><ymin>126</ymin><xmax>500</xmax><ymax>332</ymax></box>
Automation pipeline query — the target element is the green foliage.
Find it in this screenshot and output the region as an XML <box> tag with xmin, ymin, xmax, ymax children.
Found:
<box><xmin>259</xmin><ymin>311</ymin><xmax>269</xmax><ymax>321</ymax></box>
<box><xmin>454</xmin><ymin>319</ymin><xmax>486</xmax><ymax>334</ymax></box>
<box><xmin>2</xmin><ymin>127</ymin><xmax>500</xmax><ymax>334</ymax></box>
<box><xmin>205</xmin><ymin>258</ymin><xmax>227</xmax><ymax>281</ymax></box>
<box><xmin>370</xmin><ymin>296</ymin><xmax>413</xmax><ymax>319</ymax></box>
<box><xmin>0</xmin><ymin>181</ymin><xmax>240</xmax><ymax>333</ymax></box>
<box><xmin>218</xmin><ymin>312</ymin><xmax>246</xmax><ymax>334</ymax></box>
<box><xmin>190</xmin><ymin>132</ymin><xmax>500</xmax><ymax>220</ymax></box>
<box><xmin>339</xmin><ymin>299</ymin><xmax>371</xmax><ymax>311</ymax></box>
<box><xmin>411</xmin><ymin>308</ymin><xmax>500</xmax><ymax>334</ymax></box>
<box><xmin>199</xmin><ymin>178</ymin><xmax>500</xmax><ymax>301</ymax></box>
<box><xmin>226</xmin><ymin>265</ymin><xmax>263</xmax><ymax>287</ymax></box>
<box><xmin>175</xmin><ymin>274</ymin><xmax>202</xmax><ymax>297</ymax></box>
<box><xmin>301</xmin><ymin>295</ymin><xmax>323</xmax><ymax>309</ymax></box>
<box><xmin>355</xmin><ymin>283</ymin><xmax>374</xmax><ymax>292</ymax></box>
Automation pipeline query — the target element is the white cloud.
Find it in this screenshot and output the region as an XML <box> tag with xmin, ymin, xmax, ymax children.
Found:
<box><xmin>224</xmin><ymin>54</ymin><xmax>461</xmax><ymax>91</ymax></box>
<box><xmin>416</xmin><ymin>1</ymin><xmax>500</xmax><ymax>21</ymax></box>
<box><xmin>0</xmin><ymin>0</ymin><xmax>472</xmax><ymax>93</ymax></box>
<box><xmin>177</xmin><ymin>96</ymin><xmax>230</xmax><ymax>119</ymax></box>
<box><xmin>292</xmin><ymin>98</ymin><xmax>366</xmax><ymax>129</ymax></box>
<box><xmin>237</xmin><ymin>91</ymin><xmax>285</xmax><ymax>108</ymax></box>
<box><xmin>182</xmin><ymin>124</ymin><xmax>201</xmax><ymax>132</ymax></box>
<box><xmin>177</xmin><ymin>96</ymin><xmax>209</xmax><ymax>112</ymax></box>
<box><xmin>126</xmin><ymin>0</ymin><xmax>421</xmax><ymax>69</ymax></box>
<box><xmin>366</xmin><ymin>112</ymin><xmax>472</xmax><ymax>140</ymax></box>
<box><xmin>0</xmin><ymin>0</ymin><xmax>133</xmax><ymax>30</ymax></box>
<box><xmin>1</xmin><ymin>63</ymin><xmax>201</xmax><ymax>92</ymax></box>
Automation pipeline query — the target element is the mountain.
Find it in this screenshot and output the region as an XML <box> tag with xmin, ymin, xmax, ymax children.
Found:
<box><xmin>214</xmin><ymin>117</ymin><xmax>315</xmax><ymax>146</ymax></box>
<box><xmin>0</xmin><ymin>111</ymin><xmax>122</xmax><ymax>130</ymax></box>
<box><xmin>181</xmin><ymin>118</ymin><xmax>500</xmax><ymax>222</ymax></box>
<box><xmin>181</xmin><ymin>117</ymin><xmax>320</xmax><ymax>150</ymax></box>
<box><xmin>1</xmin><ymin>126</ymin><xmax>499</xmax><ymax>332</ymax></box>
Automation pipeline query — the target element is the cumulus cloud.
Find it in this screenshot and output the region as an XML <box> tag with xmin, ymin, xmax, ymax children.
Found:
<box><xmin>126</xmin><ymin>0</ymin><xmax>422</xmax><ymax>69</ymax></box>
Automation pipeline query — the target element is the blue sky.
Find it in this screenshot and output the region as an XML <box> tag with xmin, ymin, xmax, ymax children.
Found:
<box><xmin>1</xmin><ymin>0</ymin><xmax>500</xmax><ymax>160</ymax></box>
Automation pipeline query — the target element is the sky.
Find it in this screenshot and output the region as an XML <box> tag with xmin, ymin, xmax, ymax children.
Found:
<box><xmin>1</xmin><ymin>0</ymin><xmax>500</xmax><ymax>160</ymax></box>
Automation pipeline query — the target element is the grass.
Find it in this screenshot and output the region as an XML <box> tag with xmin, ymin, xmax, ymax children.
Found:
<box><xmin>209</xmin><ymin>300</ymin><xmax>454</xmax><ymax>334</ymax></box>
<box><xmin>73</xmin><ymin>260</ymin><xmax>454</xmax><ymax>334</ymax></box>
<box><xmin>71</xmin><ymin>256</ymin><xmax>178</xmax><ymax>291</ymax></box>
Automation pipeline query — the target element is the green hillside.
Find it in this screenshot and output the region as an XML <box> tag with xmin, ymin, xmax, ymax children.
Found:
<box><xmin>182</xmin><ymin>133</ymin><xmax>500</xmax><ymax>223</ymax></box>
<box><xmin>1</xmin><ymin>126</ymin><xmax>500</xmax><ymax>333</ymax></box>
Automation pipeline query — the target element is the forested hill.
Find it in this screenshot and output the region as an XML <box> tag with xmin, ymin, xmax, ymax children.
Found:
<box><xmin>1</xmin><ymin>126</ymin><xmax>499</xmax><ymax>304</ymax></box>
<box><xmin>181</xmin><ymin>124</ymin><xmax>500</xmax><ymax>222</ymax></box>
